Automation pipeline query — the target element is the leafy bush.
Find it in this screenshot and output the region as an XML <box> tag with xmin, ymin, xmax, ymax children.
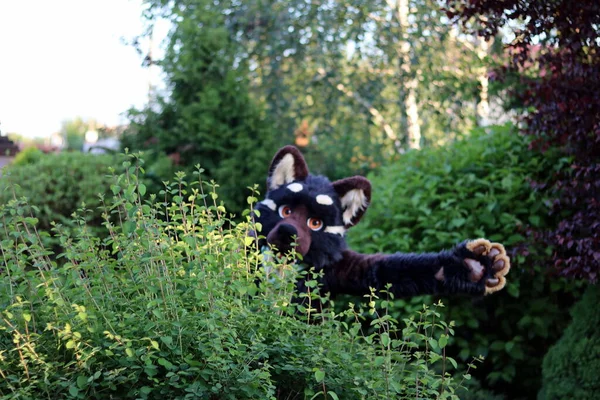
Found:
<box><xmin>0</xmin><ymin>158</ymin><xmax>471</xmax><ymax>399</ymax></box>
<box><xmin>0</xmin><ymin>152</ymin><xmax>121</xmax><ymax>248</ymax></box>
<box><xmin>11</xmin><ymin>146</ymin><xmax>44</xmax><ymax>166</ymax></box>
<box><xmin>347</xmin><ymin>124</ymin><xmax>583</xmax><ymax>399</ymax></box>
<box><xmin>539</xmin><ymin>285</ymin><xmax>599</xmax><ymax>400</ymax></box>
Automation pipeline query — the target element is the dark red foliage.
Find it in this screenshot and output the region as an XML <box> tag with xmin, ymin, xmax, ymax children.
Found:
<box><xmin>445</xmin><ymin>0</ymin><xmax>600</xmax><ymax>282</ymax></box>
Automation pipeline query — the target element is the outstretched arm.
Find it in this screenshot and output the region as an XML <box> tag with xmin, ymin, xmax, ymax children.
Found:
<box><xmin>323</xmin><ymin>239</ymin><xmax>510</xmax><ymax>298</ymax></box>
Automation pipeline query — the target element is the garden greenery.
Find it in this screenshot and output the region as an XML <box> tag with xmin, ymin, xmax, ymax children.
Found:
<box><xmin>1</xmin><ymin>156</ymin><xmax>471</xmax><ymax>399</ymax></box>
<box><xmin>0</xmin><ymin>151</ymin><xmax>122</xmax><ymax>250</ymax></box>
<box><xmin>540</xmin><ymin>285</ymin><xmax>600</xmax><ymax>400</ymax></box>
<box><xmin>348</xmin><ymin>124</ymin><xmax>584</xmax><ymax>399</ymax></box>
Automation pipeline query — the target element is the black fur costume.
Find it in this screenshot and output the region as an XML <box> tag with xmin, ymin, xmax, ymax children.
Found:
<box><xmin>254</xmin><ymin>146</ymin><xmax>510</xmax><ymax>304</ymax></box>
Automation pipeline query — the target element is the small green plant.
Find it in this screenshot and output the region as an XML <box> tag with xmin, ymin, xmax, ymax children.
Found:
<box><xmin>1</xmin><ymin>156</ymin><xmax>471</xmax><ymax>399</ymax></box>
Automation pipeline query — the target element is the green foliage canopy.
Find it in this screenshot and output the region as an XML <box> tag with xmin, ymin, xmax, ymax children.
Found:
<box><xmin>123</xmin><ymin>0</ymin><xmax>280</xmax><ymax>214</ymax></box>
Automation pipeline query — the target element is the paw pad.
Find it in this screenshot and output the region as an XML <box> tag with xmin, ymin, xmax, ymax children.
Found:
<box><xmin>466</xmin><ymin>238</ymin><xmax>511</xmax><ymax>294</ymax></box>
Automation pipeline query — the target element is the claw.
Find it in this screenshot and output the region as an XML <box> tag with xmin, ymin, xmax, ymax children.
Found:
<box><xmin>493</xmin><ymin>259</ymin><xmax>505</xmax><ymax>272</ymax></box>
<box><xmin>486</xmin><ymin>277</ymin><xmax>500</xmax><ymax>287</ymax></box>
<box><xmin>473</xmin><ymin>245</ymin><xmax>487</xmax><ymax>255</ymax></box>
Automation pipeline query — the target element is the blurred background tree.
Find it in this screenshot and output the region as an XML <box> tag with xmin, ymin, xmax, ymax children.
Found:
<box><xmin>60</xmin><ymin>117</ymin><xmax>93</xmax><ymax>151</ymax></box>
<box><xmin>122</xmin><ymin>0</ymin><xmax>281</xmax><ymax>213</ymax></box>
<box><xmin>124</xmin><ymin>0</ymin><xmax>507</xmax><ymax>199</ymax></box>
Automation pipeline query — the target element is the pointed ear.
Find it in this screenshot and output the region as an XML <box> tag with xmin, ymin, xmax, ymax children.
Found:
<box><xmin>267</xmin><ymin>146</ymin><xmax>309</xmax><ymax>190</ymax></box>
<box><xmin>332</xmin><ymin>176</ymin><xmax>372</xmax><ymax>228</ymax></box>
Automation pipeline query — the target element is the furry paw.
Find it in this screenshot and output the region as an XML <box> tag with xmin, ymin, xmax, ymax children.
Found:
<box><xmin>464</xmin><ymin>238</ymin><xmax>510</xmax><ymax>294</ymax></box>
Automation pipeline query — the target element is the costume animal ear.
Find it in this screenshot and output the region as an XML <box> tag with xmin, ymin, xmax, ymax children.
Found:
<box><xmin>332</xmin><ymin>176</ymin><xmax>372</xmax><ymax>228</ymax></box>
<box><xmin>267</xmin><ymin>146</ymin><xmax>309</xmax><ymax>190</ymax></box>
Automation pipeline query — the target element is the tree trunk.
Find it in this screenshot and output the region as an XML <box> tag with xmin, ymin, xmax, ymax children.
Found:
<box><xmin>476</xmin><ymin>37</ymin><xmax>490</xmax><ymax>127</ymax></box>
<box><xmin>392</xmin><ymin>0</ymin><xmax>421</xmax><ymax>149</ymax></box>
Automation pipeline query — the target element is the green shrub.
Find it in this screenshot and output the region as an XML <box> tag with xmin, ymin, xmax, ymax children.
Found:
<box><xmin>0</xmin><ymin>151</ymin><xmax>121</xmax><ymax>243</ymax></box>
<box><xmin>0</xmin><ymin>158</ymin><xmax>471</xmax><ymax>399</ymax></box>
<box><xmin>11</xmin><ymin>146</ymin><xmax>44</xmax><ymax>167</ymax></box>
<box><xmin>539</xmin><ymin>285</ymin><xmax>599</xmax><ymax>400</ymax></box>
<box><xmin>347</xmin><ymin>124</ymin><xmax>583</xmax><ymax>399</ymax></box>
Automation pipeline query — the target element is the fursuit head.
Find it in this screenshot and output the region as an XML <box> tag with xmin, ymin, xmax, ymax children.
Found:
<box><xmin>253</xmin><ymin>146</ymin><xmax>510</xmax><ymax>303</ymax></box>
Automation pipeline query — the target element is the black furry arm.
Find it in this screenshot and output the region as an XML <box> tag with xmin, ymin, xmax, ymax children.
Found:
<box><xmin>324</xmin><ymin>240</ymin><xmax>510</xmax><ymax>298</ymax></box>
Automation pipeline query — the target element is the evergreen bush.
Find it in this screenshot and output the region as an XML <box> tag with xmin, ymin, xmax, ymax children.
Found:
<box><xmin>0</xmin><ymin>157</ymin><xmax>471</xmax><ymax>399</ymax></box>
<box><xmin>347</xmin><ymin>124</ymin><xmax>583</xmax><ymax>399</ymax></box>
<box><xmin>539</xmin><ymin>285</ymin><xmax>600</xmax><ymax>400</ymax></box>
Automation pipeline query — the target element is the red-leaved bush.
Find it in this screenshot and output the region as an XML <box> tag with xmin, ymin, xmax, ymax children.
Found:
<box><xmin>445</xmin><ymin>0</ymin><xmax>600</xmax><ymax>282</ymax></box>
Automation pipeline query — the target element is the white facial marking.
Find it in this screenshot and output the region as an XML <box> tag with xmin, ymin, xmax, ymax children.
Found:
<box><xmin>324</xmin><ymin>226</ymin><xmax>346</xmax><ymax>236</ymax></box>
<box><xmin>270</xmin><ymin>153</ymin><xmax>296</xmax><ymax>190</ymax></box>
<box><xmin>260</xmin><ymin>199</ymin><xmax>276</xmax><ymax>211</ymax></box>
<box><xmin>340</xmin><ymin>189</ymin><xmax>368</xmax><ymax>226</ymax></box>
<box><xmin>316</xmin><ymin>194</ymin><xmax>334</xmax><ymax>205</ymax></box>
<box><xmin>287</xmin><ymin>183</ymin><xmax>303</xmax><ymax>193</ymax></box>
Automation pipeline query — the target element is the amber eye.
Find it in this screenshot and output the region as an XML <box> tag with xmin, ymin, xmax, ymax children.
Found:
<box><xmin>307</xmin><ymin>218</ymin><xmax>323</xmax><ymax>231</ymax></box>
<box><xmin>278</xmin><ymin>205</ymin><xmax>293</xmax><ymax>218</ymax></box>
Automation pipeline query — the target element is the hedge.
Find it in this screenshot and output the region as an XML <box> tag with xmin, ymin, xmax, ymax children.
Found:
<box><xmin>346</xmin><ymin>124</ymin><xmax>583</xmax><ymax>399</ymax></box>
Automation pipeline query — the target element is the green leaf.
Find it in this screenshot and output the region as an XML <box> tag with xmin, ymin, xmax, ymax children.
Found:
<box><xmin>160</xmin><ymin>336</ymin><xmax>173</xmax><ymax>347</ymax></box>
<box><xmin>439</xmin><ymin>334</ymin><xmax>448</xmax><ymax>348</ymax></box>
<box><xmin>158</xmin><ymin>357</ymin><xmax>174</xmax><ymax>369</ymax></box>
<box><xmin>69</xmin><ymin>385</ymin><xmax>79</xmax><ymax>397</ymax></box>
<box><xmin>447</xmin><ymin>357</ymin><xmax>458</xmax><ymax>369</ymax></box>
<box><xmin>76</xmin><ymin>375</ymin><xmax>88</xmax><ymax>389</ymax></box>
<box><xmin>138</xmin><ymin>183</ymin><xmax>147</xmax><ymax>196</ymax></box>
<box><xmin>314</xmin><ymin>369</ymin><xmax>325</xmax><ymax>383</ymax></box>
<box><xmin>428</xmin><ymin>338</ymin><xmax>439</xmax><ymax>351</ymax></box>
<box><xmin>381</xmin><ymin>332</ymin><xmax>390</xmax><ymax>347</ymax></box>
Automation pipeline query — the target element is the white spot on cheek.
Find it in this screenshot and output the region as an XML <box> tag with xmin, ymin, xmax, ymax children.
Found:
<box><xmin>287</xmin><ymin>183</ymin><xmax>303</xmax><ymax>193</ymax></box>
<box><xmin>316</xmin><ymin>195</ymin><xmax>333</xmax><ymax>205</ymax></box>
<box><xmin>260</xmin><ymin>199</ymin><xmax>276</xmax><ymax>211</ymax></box>
<box><xmin>324</xmin><ymin>226</ymin><xmax>346</xmax><ymax>236</ymax></box>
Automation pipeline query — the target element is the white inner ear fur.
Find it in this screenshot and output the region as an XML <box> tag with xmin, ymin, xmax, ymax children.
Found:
<box><xmin>287</xmin><ymin>183</ymin><xmax>303</xmax><ymax>193</ymax></box>
<box><xmin>324</xmin><ymin>226</ymin><xmax>345</xmax><ymax>236</ymax></box>
<box><xmin>270</xmin><ymin>153</ymin><xmax>296</xmax><ymax>190</ymax></box>
<box><xmin>316</xmin><ymin>194</ymin><xmax>333</xmax><ymax>205</ymax></box>
<box><xmin>340</xmin><ymin>189</ymin><xmax>368</xmax><ymax>226</ymax></box>
<box><xmin>260</xmin><ymin>199</ymin><xmax>276</xmax><ymax>211</ymax></box>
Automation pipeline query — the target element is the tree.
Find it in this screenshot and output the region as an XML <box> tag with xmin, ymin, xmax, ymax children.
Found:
<box><xmin>445</xmin><ymin>0</ymin><xmax>600</xmax><ymax>283</ymax></box>
<box><xmin>60</xmin><ymin>117</ymin><xmax>93</xmax><ymax>151</ymax></box>
<box><xmin>123</xmin><ymin>0</ymin><xmax>280</xmax><ymax>214</ymax></box>
<box><xmin>222</xmin><ymin>0</ymin><xmax>500</xmax><ymax>176</ymax></box>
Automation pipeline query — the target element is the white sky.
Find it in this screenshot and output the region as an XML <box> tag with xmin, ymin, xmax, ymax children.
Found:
<box><xmin>0</xmin><ymin>0</ymin><xmax>165</xmax><ymax>138</ymax></box>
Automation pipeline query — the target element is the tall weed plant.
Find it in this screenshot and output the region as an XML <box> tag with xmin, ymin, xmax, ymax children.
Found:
<box><xmin>1</xmin><ymin>156</ymin><xmax>470</xmax><ymax>399</ymax></box>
